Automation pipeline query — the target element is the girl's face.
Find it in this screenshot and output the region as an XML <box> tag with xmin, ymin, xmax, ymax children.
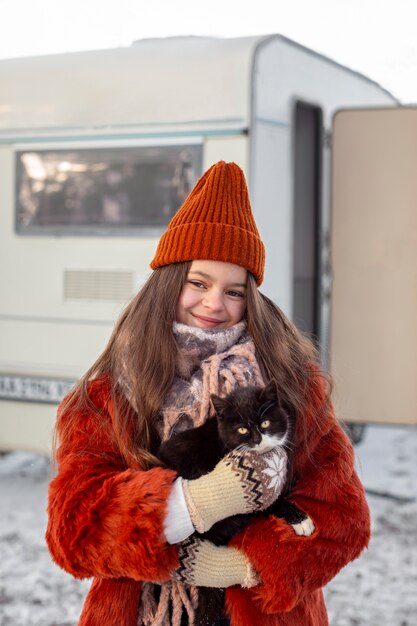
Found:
<box><xmin>176</xmin><ymin>260</ymin><xmax>247</xmax><ymax>329</ymax></box>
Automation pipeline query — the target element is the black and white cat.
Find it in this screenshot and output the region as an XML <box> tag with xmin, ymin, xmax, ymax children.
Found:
<box><xmin>158</xmin><ymin>382</ymin><xmax>314</xmax><ymax>625</ymax></box>
<box><xmin>159</xmin><ymin>381</ymin><xmax>314</xmax><ymax>542</ymax></box>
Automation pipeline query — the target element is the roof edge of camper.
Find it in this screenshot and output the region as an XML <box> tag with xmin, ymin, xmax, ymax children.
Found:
<box><xmin>0</xmin><ymin>33</ymin><xmax>400</xmax><ymax>104</ymax></box>
<box><xmin>250</xmin><ymin>34</ymin><xmax>399</xmax><ymax>103</ymax></box>
<box><xmin>0</xmin><ymin>34</ymin><xmax>398</xmax><ymax>136</ymax></box>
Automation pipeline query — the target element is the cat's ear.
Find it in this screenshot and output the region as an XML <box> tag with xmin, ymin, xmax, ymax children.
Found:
<box><xmin>260</xmin><ymin>380</ymin><xmax>277</xmax><ymax>403</ymax></box>
<box><xmin>210</xmin><ymin>393</ymin><xmax>229</xmax><ymax>418</ymax></box>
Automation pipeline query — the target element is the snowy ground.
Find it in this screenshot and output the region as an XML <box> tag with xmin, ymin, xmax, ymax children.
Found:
<box><xmin>0</xmin><ymin>425</ymin><xmax>416</xmax><ymax>626</ymax></box>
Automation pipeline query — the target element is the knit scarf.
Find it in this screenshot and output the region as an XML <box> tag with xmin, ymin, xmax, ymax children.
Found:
<box><xmin>137</xmin><ymin>321</ymin><xmax>264</xmax><ymax>626</ymax></box>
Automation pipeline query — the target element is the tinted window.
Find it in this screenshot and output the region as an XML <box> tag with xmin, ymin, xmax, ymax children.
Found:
<box><xmin>15</xmin><ymin>144</ymin><xmax>202</xmax><ymax>234</ymax></box>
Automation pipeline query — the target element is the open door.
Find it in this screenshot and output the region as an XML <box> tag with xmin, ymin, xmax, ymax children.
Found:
<box><xmin>330</xmin><ymin>107</ymin><xmax>417</xmax><ymax>425</ymax></box>
<box><xmin>292</xmin><ymin>102</ymin><xmax>322</xmax><ymax>342</ymax></box>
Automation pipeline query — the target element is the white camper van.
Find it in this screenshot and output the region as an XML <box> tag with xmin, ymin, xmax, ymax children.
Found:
<box><xmin>1</xmin><ymin>34</ymin><xmax>412</xmax><ymax>453</ymax></box>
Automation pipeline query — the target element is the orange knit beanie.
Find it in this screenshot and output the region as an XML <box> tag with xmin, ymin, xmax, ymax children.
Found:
<box><xmin>150</xmin><ymin>161</ymin><xmax>265</xmax><ymax>285</ymax></box>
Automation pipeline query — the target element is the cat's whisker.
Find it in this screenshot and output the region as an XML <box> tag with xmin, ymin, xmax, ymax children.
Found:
<box><xmin>283</xmin><ymin>440</ymin><xmax>295</xmax><ymax>451</ymax></box>
<box><xmin>229</xmin><ymin>444</ymin><xmax>251</xmax><ymax>460</ymax></box>
<box><xmin>229</xmin><ymin>447</ymin><xmax>244</xmax><ymax>459</ymax></box>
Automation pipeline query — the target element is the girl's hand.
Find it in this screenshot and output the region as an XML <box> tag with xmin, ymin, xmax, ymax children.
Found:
<box><xmin>182</xmin><ymin>446</ymin><xmax>287</xmax><ymax>533</ymax></box>
<box><xmin>173</xmin><ymin>536</ymin><xmax>259</xmax><ymax>588</ymax></box>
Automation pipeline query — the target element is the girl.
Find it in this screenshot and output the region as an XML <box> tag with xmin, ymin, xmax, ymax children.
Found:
<box><xmin>46</xmin><ymin>161</ymin><xmax>370</xmax><ymax>626</ymax></box>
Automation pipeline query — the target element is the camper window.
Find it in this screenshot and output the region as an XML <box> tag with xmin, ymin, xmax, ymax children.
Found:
<box><xmin>15</xmin><ymin>144</ymin><xmax>202</xmax><ymax>235</ymax></box>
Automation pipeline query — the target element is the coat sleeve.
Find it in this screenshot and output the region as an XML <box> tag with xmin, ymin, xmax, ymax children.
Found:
<box><xmin>228</xmin><ymin>373</ymin><xmax>371</xmax><ymax>614</ymax></box>
<box><xmin>46</xmin><ymin>379</ymin><xmax>179</xmax><ymax>581</ymax></box>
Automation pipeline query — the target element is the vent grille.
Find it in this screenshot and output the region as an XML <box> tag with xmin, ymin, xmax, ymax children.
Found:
<box><xmin>64</xmin><ymin>270</ymin><xmax>134</xmax><ymax>302</ymax></box>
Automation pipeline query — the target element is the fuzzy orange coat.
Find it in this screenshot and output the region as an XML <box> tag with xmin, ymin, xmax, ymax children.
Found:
<box><xmin>46</xmin><ymin>375</ymin><xmax>370</xmax><ymax>626</ymax></box>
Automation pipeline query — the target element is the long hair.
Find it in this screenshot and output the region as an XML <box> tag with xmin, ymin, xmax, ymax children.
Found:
<box><xmin>56</xmin><ymin>263</ymin><xmax>190</xmax><ymax>470</ymax></box>
<box><xmin>245</xmin><ymin>273</ymin><xmax>331</xmax><ymax>476</ymax></box>
<box><xmin>55</xmin><ymin>262</ymin><xmax>329</xmax><ymax>470</ymax></box>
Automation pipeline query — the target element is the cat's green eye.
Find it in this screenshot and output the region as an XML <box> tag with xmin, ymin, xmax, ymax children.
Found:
<box><xmin>260</xmin><ymin>420</ymin><xmax>270</xmax><ymax>429</ymax></box>
<box><xmin>238</xmin><ymin>427</ymin><xmax>249</xmax><ymax>435</ymax></box>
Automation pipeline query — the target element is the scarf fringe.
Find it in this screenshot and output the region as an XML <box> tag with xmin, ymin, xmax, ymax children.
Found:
<box><xmin>138</xmin><ymin>582</ymin><xmax>198</xmax><ymax>626</ymax></box>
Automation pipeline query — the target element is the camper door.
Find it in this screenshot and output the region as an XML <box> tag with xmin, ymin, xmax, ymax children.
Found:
<box><xmin>330</xmin><ymin>107</ymin><xmax>417</xmax><ymax>426</ymax></box>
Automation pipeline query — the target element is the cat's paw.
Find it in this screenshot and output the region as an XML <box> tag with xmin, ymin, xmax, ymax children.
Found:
<box><xmin>292</xmin><ymin>516</ymin><xmax>315</xmax><ymax>536</ymax></box>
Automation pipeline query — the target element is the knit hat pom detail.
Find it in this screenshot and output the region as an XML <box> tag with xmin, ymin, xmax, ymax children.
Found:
<box><xmin>150</xmin><ymin>161</ymin><xmax>265</xmax><ymax>285</ymax></box>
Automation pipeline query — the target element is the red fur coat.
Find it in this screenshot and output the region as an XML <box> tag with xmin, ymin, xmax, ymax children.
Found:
<box><xmin>46</xmin><ymin>375</ymin><xmax>370</xmax><ymax>626</ymax></box>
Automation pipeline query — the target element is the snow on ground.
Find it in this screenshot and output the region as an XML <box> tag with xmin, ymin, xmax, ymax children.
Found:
<box><xmin>324</xmin><ymin>426</ymin><xmax>417</xmax><ymax>626</ymax></box>
<box><xmin>0</xmin><ymin>425</ymin><xmax>416</xmax><ymax>626</ymax></box>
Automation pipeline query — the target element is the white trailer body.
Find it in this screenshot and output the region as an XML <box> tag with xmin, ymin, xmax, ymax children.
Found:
<box><xmin>0</xmin><ymin>35</ymin><xmax>397</xmax><ymax>452</ymax></box>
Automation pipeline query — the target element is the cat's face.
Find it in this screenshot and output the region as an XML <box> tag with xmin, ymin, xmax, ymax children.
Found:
<box><xmin>211</xmin><ymin>383</ymin><xmax>290</xmax><ymax>454</ymax></box>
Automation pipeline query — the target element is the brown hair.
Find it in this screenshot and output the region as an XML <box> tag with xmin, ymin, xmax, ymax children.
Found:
<box><xmin>55</xmin><ymin>262</ymin><xmax>329</xmax><ymax>470</ymax></box>
<box><xmin>245</xmin><ymin>274</ymin><xmax>331</xmax><ymax>474</ymax></box>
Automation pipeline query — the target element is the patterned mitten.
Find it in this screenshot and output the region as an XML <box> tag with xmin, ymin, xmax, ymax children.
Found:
<box><xmin>182</xmin><ymin>447</ymin><xmax>287</xmax><ymax>533</ymax></box>
<box><xmin>173</xmin><ymin>536</ymin><xmax>259</xmax><ymax>588</ymax></box>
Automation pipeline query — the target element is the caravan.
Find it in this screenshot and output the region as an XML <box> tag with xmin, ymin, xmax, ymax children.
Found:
<box><xmin>1</xmin><ymin>35</ymin><xmax>413</xmax><ymax>452</ymax></box>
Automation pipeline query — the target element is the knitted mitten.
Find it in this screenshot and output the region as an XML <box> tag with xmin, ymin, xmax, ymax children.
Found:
<box><xmin>182</xmin><ymin>446</ymin><xmax>287</xmax><ymax>533</ymax></box>
<box><xmin>173</xmin><ymin>536</ymin><xmax>260</xmax><ymax>588</ymax></box>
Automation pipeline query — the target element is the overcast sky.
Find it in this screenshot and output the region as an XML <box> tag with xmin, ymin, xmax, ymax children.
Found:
<box><xmin>1</xmin><ymin>0</ymin><xmax>416</xmax><ymax>103</ymax></box>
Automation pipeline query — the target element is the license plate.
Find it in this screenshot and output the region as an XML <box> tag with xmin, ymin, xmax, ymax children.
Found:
<box><xmin>0</xmin><ymin>375</ymin><xmax>76</xmax><ymax>404</ymax></box>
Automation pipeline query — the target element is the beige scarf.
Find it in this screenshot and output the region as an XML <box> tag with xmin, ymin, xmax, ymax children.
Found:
<box><xmin>137</xmin><ymin>321</ymin><xmax>264</xmax><ymax>626</ymax></box>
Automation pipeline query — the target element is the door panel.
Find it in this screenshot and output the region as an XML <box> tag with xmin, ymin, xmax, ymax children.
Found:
<box><xmin>331</xmin><ymin>108</ymin><xmax>417</xmax><ymax>424</ymax></box>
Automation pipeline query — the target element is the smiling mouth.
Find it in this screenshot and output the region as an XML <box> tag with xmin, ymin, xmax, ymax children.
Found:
<box><xmin>193</xmin><ymin>314</ymin><xmax>224</xmax><ymax>324</ymax></box>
